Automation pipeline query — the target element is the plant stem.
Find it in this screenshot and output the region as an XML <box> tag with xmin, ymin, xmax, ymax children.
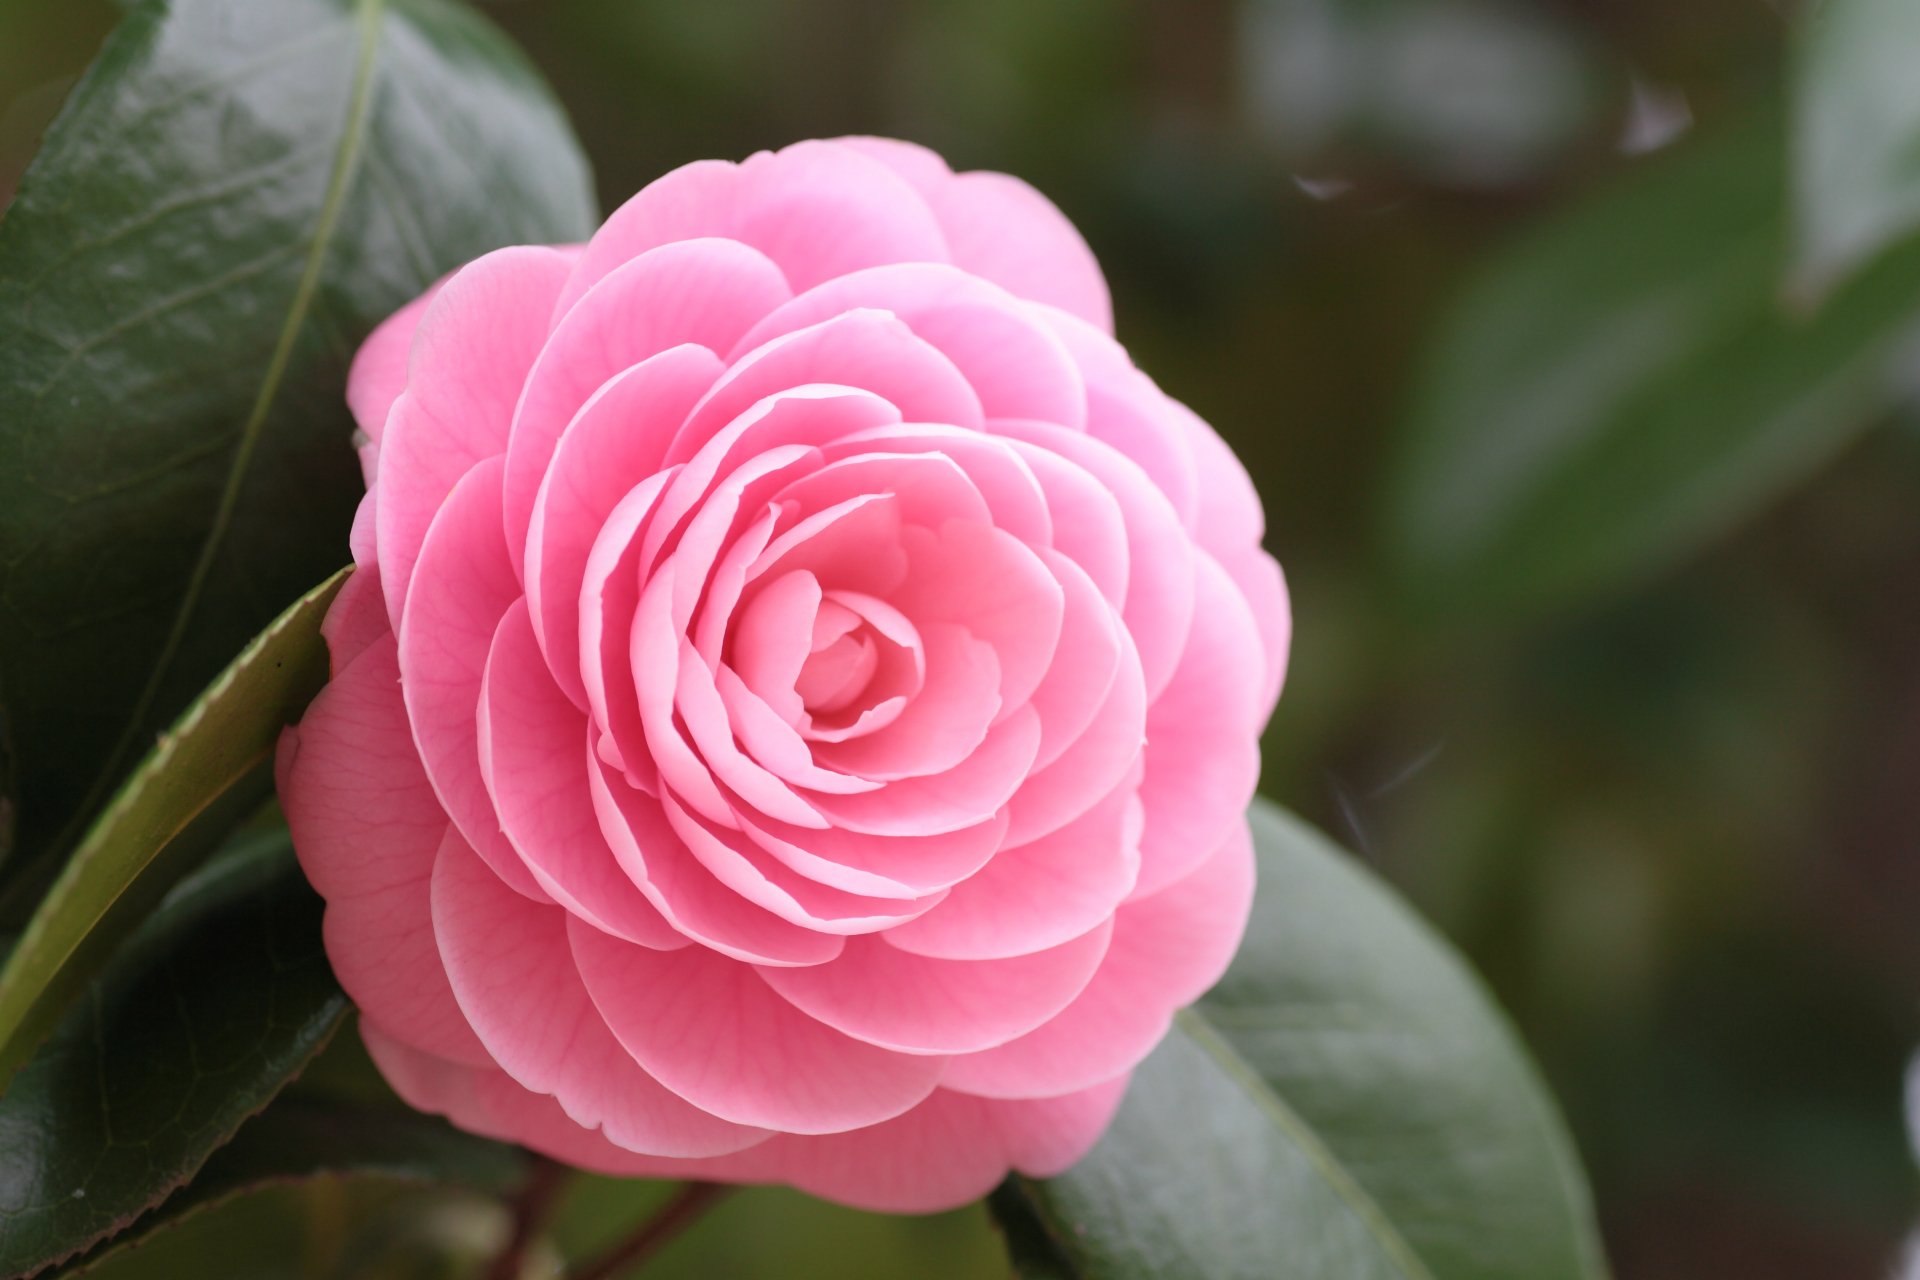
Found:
<box><xmin>484</xmin><ymin>1157</ymin><xmax>571</xmax><ymax>1280</ymax></box>
<box><xmin>572</xmin><ymin>1182</ymin><xmax>732</xmax><ymax>1280</ymax></box>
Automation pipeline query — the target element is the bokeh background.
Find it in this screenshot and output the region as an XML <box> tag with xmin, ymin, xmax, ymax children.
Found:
<box><xmin>4</xmin><ymin>1</ymin><xmax>1917</xmax><ymax>1276</ymax></box>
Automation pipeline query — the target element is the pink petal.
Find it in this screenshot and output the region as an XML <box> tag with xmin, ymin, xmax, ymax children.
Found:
<box><xmin>569</xmin><ymin>919</ymin><xmax>946</xmax><ymax>1134</ymax></box>
<box><xmin>1024</xmin><ymin>548</ymin><xmax>1124</xmax><ymax>771</ymax></box>
<box><xmin>824</xmin><ymin>423</ymin><xmax>1054</xmax><ymax>548</ymax></box>
<box><xmin>558</xmin><ymin>140</ymin><xmax>949</xmax><ymax>314</ymax></box>
<box><xmin>346</xmin><ymin>281</ymin><xmax>441</xmax><ymax>451</ymax></box>
<box><xmin>837</xmin><ymin>137</ymin><xmax>1112</xmax><ymax>333</ymax></box>
<box><xmin>744</xmin><ymin>1077</ymin><xmax>1129</xmax><ymax>1212</ymax></box>
<box><xmin>994</xmin><ymin>418</ymin><xmax>1194</xmax><ymax>701</ymax></box>
<box><xmin>398</xmin><ymin>456</ymin><xmax>548</xmax><ymax>902</ymax></box>
<box><xmin>276</xmin><ymin>637</ymin><xmax>487</xmax><ymax>1065</ymax></box>
<box><xmin>661</xmin><ymin>793</ymin><xmax>939</xmax><ymax>934</ymax></box>
<box><xmin>730</xmin><ymin>262</ymin><xmax>1087</xmax><ymax>427</ymax></box>
<box><xmin>478</xmin><ymin>600</ymin><xmax>686</xmax><ymax>947</ymax></box>
<box><xmin>1002</xmin><ymin>634</ymin><xmax>1146</xmax><ymax>848</ymax></box>
<box><xmin>942</xmin><ymin>821</ymin><xmax>1254</xmax><ymax>1099</ymax></box>
<box><xmin>1132</xmin><ymin>552</ymin><xmax>1265</xmax><ymax>899</ymax></box>
<box><xmin>672</xmin><ymin>642</ymin><xmax>836</xmax><ymax>828</ymax></box>
<box><xmin>812</xmin><ymin>622</ymin><xmax>1000</xmax><ymax>782</ymax></box>
<box><xmin>734</xmin><ymin>807</ymin><xmax>1007</xmax><ymax>901</ymax></box>
<box><xmin>429</xmin><ymin>831</ymin><xmax>765</xmax><ymax>1156</ymax></box>
<box><xmin>589</xmin><ymin>760</ymin><xmax>847</xmax><ymax>967</ymax></box>
<box><xmin>807</xmin><ymin>705</ymin><xmax>1042</xmax><ymax>837</ymax></box>
<box><xmin>758</xmin><ymin>919</ymin><xmax>1112</xmax><ymax>1054</ymax></box>
<box><xmin>885</xmin><ymin>779</ymin><xmax>1141</xmax><ymax>961</ymax></box>
<box><xmin>526</xmin><ymin>344</ymin><xmax>723</xmax><ymax>705</ymax></box>
<box><xmin>668</xmin><ymin>310</ymin><xmax>983</xmax><ymax>464</ymax></box>
<box><xmin>503</xmin><ymin>239</ymin><xmax>790</xmax><ymax>564</ymax></box>
<box><xmin>889</xmin><ymin>521</ymin><xmax>1064</xmax><ymax>720</ymax></box>
<box><xmin>321</xmin><ymin>562</ymin><xmax>388</xmax><ymax>676</ymax></box>
<box><xmin>375</xmin><ymin>247</ymin><xmax>574</xmax><ymax>626</ymax></box>
<box><xmin>578</xmin><ymin>469</ymin><xmax>677</xmax><ymax>780</ymax></box>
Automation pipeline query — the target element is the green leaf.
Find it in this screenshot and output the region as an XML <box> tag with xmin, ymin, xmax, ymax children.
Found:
<box><xmin>0</xmin><ymin>830</ymin><xmax>348</xmax><ymax>1280</ymax></box>
<box><xmin>57</xmin><ymin>1098</ymin><xmax>530</xmax><ymax>1277</ymax></box>
<box><xmin>0</xmin><ymin>0</ymin><xmax>596</xmax><ymax>870</ymax></box>
<box><xmin>0</xmin><ymin>569</ymin><xmax>344</xmax><ymax>1089</ymax></box>
<box><xmin>1793</xmin><ymin>0</ymin><xmax>1920</xmax><ymax>296</ymax></box>
<box><xmin>998</xmin><ymin>799</ymin><xmax>1609</xmax><ymax>1280</ymax></box>
<box><xmin>1382</xmin><ymin>116</ymin><xmax>1920</xmax><ymax>621</ymax></box>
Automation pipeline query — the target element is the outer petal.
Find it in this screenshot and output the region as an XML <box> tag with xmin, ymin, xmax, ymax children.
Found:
<box><xmin>569</xmin><ymin>919</ymin><xmax>948</xmax><ymax>1134</ymax></box>
<box><xmin>558</xmin><ymin>139</ymin><xmax>949</xmax><ymax>314</ymax></box>
<box><xmin>376</xmin><ymin>246</ymin><xmax>574</xmax><ymax>625</ymax></box>
<box><xmin>942</xmin><ymin>821</ymin><xmax>1254</xmax><ymax>1099</ymax></box>
<box><xmin>276</xmin><ymin>635</ymin><xmax>486</xmax><ymax>1066</ymax></box>
<box><xmin>837</xmin><ymin>136</ymin><xmax>1113</xmax><ymax>333</ymax></box>
<box><xmin>399</xmin><ymin>456</ymin><xmax>548</xmax><ymax>902</ymax></box>
<box><xmin>885</xmin><ymin>779</ymin><xmax>1141</xmax><ymax>961</ymax></box>
<box><xmin>757</xmin><ymin>921</ymin><xmax>1112</xmax><ymax>1055</ymax></box>
<box><xmin>1132</xmin><ymin>553</ymin><xmax>1265</xmax><ymax>898</ymax></box>
<box><xmin>430</xmin><ymin>832</ymin><xmax>766</xmax><ymax>1156</ymax></box>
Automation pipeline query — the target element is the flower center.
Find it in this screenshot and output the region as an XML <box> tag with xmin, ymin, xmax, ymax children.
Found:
<box><xmin>796</xmin><ymin>600</ymin><xmax>880</xmax><ymax>714</ymax></box>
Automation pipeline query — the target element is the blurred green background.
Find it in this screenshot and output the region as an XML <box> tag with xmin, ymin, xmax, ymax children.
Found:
<box><xmin>4</xmin><ymin>0</ymin><xmax>1917</xmax><ymax>1276</ymax></box>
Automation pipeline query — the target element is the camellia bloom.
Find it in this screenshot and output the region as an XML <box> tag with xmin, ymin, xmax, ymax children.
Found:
<box><xmin>277</xmin><ymin>137</ymin><xmax>1288</xmax><ymax>1212</ymax></box>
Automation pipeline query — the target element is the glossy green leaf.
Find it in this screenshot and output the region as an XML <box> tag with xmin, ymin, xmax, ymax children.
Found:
<box><xmin>1793</xmin><ymin>0</ymin><xmax>1920</xmax><ymax>296</ymax></box>
<box><xmin>0</xmin><ymin>0</ymin><xmax>595</xmax><ymax>870</ymax></box>
<box><xmin>0</xmin><ymin>569</ymin><xmax>344</xmax><ymax>1089</ymax></box>
<box><xmin>998</xmin><ymin>799</ymin><xmax>1608</xmax><ymax>1280</ymax></box>
<box><xmin>1383</xmin><ymin>117</ymin><xmax>1920</xmax><ymax>620</ymax></box>
<box><xmin>57</xmin><ymin>1099</ymin><xmax>530</xmax><ymax>1277</ymax></box>
<box><xmin>0</xmin><ymin>830</ymin><xmax>348</xmax><ymax>1280</ymax></box>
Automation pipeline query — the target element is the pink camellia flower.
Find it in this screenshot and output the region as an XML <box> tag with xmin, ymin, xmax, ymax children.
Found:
<box><xmin>277</xmin><ymin>137</ymin><xmax>1288</xmax><ymax>1213</ymax></box>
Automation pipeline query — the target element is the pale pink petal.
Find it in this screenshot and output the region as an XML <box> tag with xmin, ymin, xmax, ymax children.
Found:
<box><xmin>578</xmin><ymin>469</ymin><xmax>677</xmax><ymax>779</ymax></box>
<box><xmin>558</xmin><ymin>140</ymin><xmax>949</xmax><ymax>312</ymax></box>
<box><xmin>321</xmin><ymin>562</ymin><xmax>388</xmax><ymax>676</ymax></box>
<box><xmin>808</xmin><ymin>705</ymin><xmax>1042</xmax><ymax>837</ymax></box>
<box><xmin>1024</xmin><ymin>549</ymin><xmax>1124</xmax><ymax>771</ymax></box>
<box><xmin>942</xmin><ymin>822</ymin><xmax>1254</xmax><ymax>1099</ymax></box>
<box><xmin>276</xmin><ymin>637</ymin><xmax>487</xmax><ymax>1066</ymax></box>
<box><xmin>430</xmin><ymin>832</ymin><xmax>765</xmax><ymax>1156</ymax></box>
<box><xmin>526</xmin><ymin>344</ymin><xmax>723</xmax><ymax>704</ymax></box>
<box><xmin>773</xmin><ymin>450</ymin><xmax>992</xmax><ymax>536</ymax></box>
<box><xmin>735</xmin><ymin>807</ymin><xmax>1007</xmax><ymax>900</ymax></box>
<box><xmin>889</xmin><ymin>521</ymin><xmax>1064</xmax><ymax>720</ymax></box>
<box><xmin>824</xmin><ymin>423</ymin><xmax>1054</xmax><ymax>548</ymax></box>
<box><xmin>503</xmin><ymin>239</ymin><xmax>790</xmax><ymax>562</ymax></box>
<box><xmin>570</xmin><ymin>919</ymin><xmax>946</xmax><ymax>1133</ymax></box>
<box><xmin>346</xmin><ymin>281</ymin><xmax>441</xmax><ymax>449</ymax></box>
<box><xmin>759</xmin><ymin>919</ymin><xmax>1112</xmax><ymax>1054</ymax></box>
<box><xmin>836</xmin><ymin>137</ymin><xmax>1112</xmax><ymax>332</ymax></box>
<box><xmin>590</xmin><ymin>760</ymin><xmax>847</xmax><ymax>967</ymax></box>
<box><xmin>668</xmin><ymin>310</ymin><xmax>983</xmax><ymax>463</ymax></box>
<box><xmin>885</xmin><ymin>780</ymin><xmax>1141</xmax><ymax>961</ymax></box>
<box><xmin>812</xmin><ymin>623</ymin><xmax>1000</xmax><ymax>781</ymax></box>
<box><xmin>721</xmin><ymin>1077</ymin><xmax>1128</xmax><ymax>1213</ymax></box>
<box><xmin>994</xmin><ymin>419</ymin><xmax>1194</xmax><ymax>701</ymax></box>
<box><xmin>1132</xmin><ymin>553</ymin><xmax>1265</xmax><ymax>898</ymax></box>
<box><xmin>674</xmin><ymin>641</ymin><xmax>827</xmax><ymax>829</ymax></box>
<box><xmin>730</xmin><ymin>262</ymin><xmax>1087</xmax><ymax>427</ymax></box>
<box><xmin>661</xmin><ymin>793</ymin><xmax>939</xmax><ymax>934</ymax></box>
<box><xmin>375</xmin><ymin>247</ymin><xmax>573</xmax><ymax>625</ymax></box>
<box><xmin>746</xmin><ymin>492</ymin><xmax>910</xmax><ymax>601</ymax></box>
<box><xmin>479</xmin><ymin>600</ymin><xmax>687</xmax><ymax>947</ymax></box>
<box><xmin>1002</xmin><ymin>635</ymin><xmax>1146</xmax><ymax>848</ymax></box>
<box><xmin>398</xmin><ymin>457</ymin><xmax>548</xmax><ymax>902</ymax></box>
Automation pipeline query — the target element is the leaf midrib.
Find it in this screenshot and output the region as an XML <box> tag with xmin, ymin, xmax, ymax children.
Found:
<box><xmin>1171</xmin><ymin>1005</ymin><xmax>1439</xmax><ymax>1280</ymax></box>
<box><xmin>64</xmin><ymin>0</ymin><xmax>388</xmax><ymax>853</ymax></box>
